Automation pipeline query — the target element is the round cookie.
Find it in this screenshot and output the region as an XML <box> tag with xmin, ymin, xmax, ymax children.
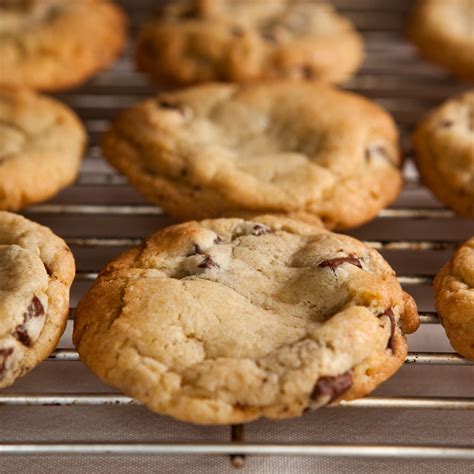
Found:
<box><xmin>0</xmin><ymin>0</ymin><xmax>127</xmax><ymax>91</ymax></box>
<box><xmin>0</xmin><ymin>211</ymin><xmax>75</xmax><ymax>388</ymax></box>
<box><xmin>434</xmin><ymin>237</ymin><xmax>474</xmax><ymax>360</ymax></box>
<box><xmin>0</xmin><ymin>86</ymin><xmax>86</xmax><ymax>211</ymax></box>
<box><xmin>408</xmin><ymin>0</ymin><xmax>474</xmax><ymax>81</ymax></box>
<box><xmin>135</xmin><ymin>0</ymin><xmax>364</xmax><ymax>85</ymax></box>
<box><xmin>412</xmin><ymin>91</ymin><xmax>474</xmax><ymax>218</ymax></box>
<box><xmin>103</xmin><ymin>81</ymin><xmax>403</xmax><ymax>230</ymax></box>
<box><xmin>74</xmin><ymin>215</ymin><xmax>420</xmax><ymax>425</ymax></box>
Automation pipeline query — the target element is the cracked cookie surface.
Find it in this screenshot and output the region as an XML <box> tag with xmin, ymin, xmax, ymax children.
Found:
<box><xmin>73</xmin><ymin>215</ymin><xmax>419</xmax><ymax>425</ymax></box>
<box><xmin>408</xmin><ymin>0</ymin><xmax>474</xmax><ymax>81</ymax></box>
<box><xmin>434</xmin><ymin>237</ymin><xmax>474</xmax><ymax>360</ymax></box>
<box><xmin>0</xmin><ymin>86</ymin><xmax>86</xmax><ymax>210</ymax></box>
<box><xmin>412</xmin><ymin>91</ymin><xmax>474</xmax><ymax>218</ymax></box>
<box><xmin>0</xmin><ymin>211</ymin><xmax>75</xmax><ymax>388</ymax></box>
<box><xmin>102</xmin><ymin>81</ymin><xmax>403</xmax><ymax>230</ymax></box>
<box><xmin>135</xmin><ymin>0</ymin><xmax>363</xmax><ymax>85</ymax></box>
<box><xmin>0</xmin><ymin>0</ymin><xmax>127</xmax><ymax>91</ymax></box>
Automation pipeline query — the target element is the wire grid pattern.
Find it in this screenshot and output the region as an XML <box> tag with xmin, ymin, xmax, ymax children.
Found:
<box><xmin>1</xmin><ymin>0</ymin><xmax>473</xmax><ymax>471</ymax></box>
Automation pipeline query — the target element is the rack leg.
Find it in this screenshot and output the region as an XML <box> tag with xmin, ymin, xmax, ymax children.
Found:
<box><xmin>230</xmin><ymin>424</ymin><xmax>246</xmax><ymax>469</ymax></box>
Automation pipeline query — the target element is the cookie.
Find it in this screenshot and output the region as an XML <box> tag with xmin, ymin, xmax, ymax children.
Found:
<box><xmin>0</xmin><ymin>0</ymin><xmax>127</xmax><ymax>91</ymax></box>
<box><xmin>408</xmin><ymin>0</ymin><xmax>474</xmax><ymax>81</ymax></box>
<box><xmin>102</xmin><ymin>81</ymin><xmax>403</xmax><ymax>230</ymax></box>
<box><xmin>0</xmin><ymin>86</ymin><xmax>86</xmax><ymax>211</ymax></box>
<box><xmin>135</xmin><ymin>0</ymin><xmax>364</xmax><ymax>85</ymax></box>
<box><xmin>412</xmin><ymin>91</ymin><xmax>474</xmax><ymax>218</ymax></box>
<box><xmin>74</xmin><ymin>215</ymin><xmax>419</xmax><ymax>425</ymax></box>
<box><xmin>0</xmin><ymin>211</ymin><xmax>75</xmax><ymax>388</ymax></box>
<box><xmin>434</xmin><ymin>238</ymin><xmax>474</xmax><ymax>360</ymax></box>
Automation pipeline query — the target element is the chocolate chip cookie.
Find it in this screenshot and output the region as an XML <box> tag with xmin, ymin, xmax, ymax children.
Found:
<box><xmin>74</xmin><ymin>215</ymin><xmax>419</xmax><ymax>425</ymax></box>
<box><xmin>434</xmin><ymin>237</ymin><xmax>474</xmax><ymax>360</ymax></box>
<box><xmin>0</xmin><ymin>211</ymin><xmax>75</xmax><ymax>388</ymax></box>
<box><xmin>135</xmin><ymin>0</ymin><xmax>364</xmax><ymax>85</ymax></box>
<box><xmin>0</xmin><ymin>0</ymin><xmax>127</xmax><ymax>91</ymax></box>
<box><xmin>412</xmin><ymin>91</ymin><xmax>474</xmax><ymax>218</ymax></box>
<box><xmin>0</xmin><ymin>86</ymin><xmax>86</xmax><ymax>211</ymax></box>
<box><xmin>408</xmin><ymin>0</ymin><xmax>474</xmax><ymax>81</ymax></box>
<box><xmin>103</xmin><ymin>81</ymin><xmax>403</xmax><ymax>230</ymax></box>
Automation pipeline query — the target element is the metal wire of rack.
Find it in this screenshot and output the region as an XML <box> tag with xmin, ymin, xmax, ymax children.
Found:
<box><xmin>1</xmin><ymin>0</ymin><xmax>474</xmax><ymax>471</ymax></box>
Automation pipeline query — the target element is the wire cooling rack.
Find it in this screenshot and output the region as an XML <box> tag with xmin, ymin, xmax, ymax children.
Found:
<box><xmin>1</xmin><ymin>0</ymin><xmax>473</xmax><ymax>471</ymax></box>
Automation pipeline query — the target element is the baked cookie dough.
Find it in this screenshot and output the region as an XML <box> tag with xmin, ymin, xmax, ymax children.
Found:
<box><xmin>74</xmin><ymin>215</ymin><xmax>419</xmax><ymax>425</ymax></box>
<box><xmin>0</xmin><ymin>86</ymin><xmax>86</xmax><ymax>211</ymax></box>
<box><xmin>136</xmin><ymin>0</ymin><xmax>364</xmax><ymax>85</ymax></box>
<box><xmin>434</xmin><ymin>237</ymin><xmax>474</xmax><ymax>360</ymax></box>
<box><xmin>0</xmin><ymin>0</ymin><xmax>127</xmax><ymax>91</ymax></box>
<box><xmin>412</xmin><ymin>91</ymin><xmax>474</xmax><ymax>218</ymax></box>
<box><xmin>408</xmin><ymin>0</ymin><xmax>474</xmax><ymax>81</ymax></box>
<box><xmin>103</xmin><ymin>81</ymin><xmax>403</xmax><ymax>230</ymax></box>
<box><xmin>0</xmin><ymin>211</ymin><xmax>75</xmax><ymax>388</ymax></box>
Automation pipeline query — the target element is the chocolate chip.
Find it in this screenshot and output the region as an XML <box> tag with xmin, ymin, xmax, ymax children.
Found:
<box><xmin>251</xmin><ymin>224</ymin><xmax>272</xmax><ymax>236</ymax></box>
<box><xmin>214</xmin><ymin>236</ymin><xmax>223</xmax><ymax>244</ymax></box>
<box><xmin>15</xmin><ymin>325</ymin><xmax>31</xmax><ymax>347</ymax></box>
<box><xmin>377</xmin><ymin>308</ymin><xmax>396</xmax><ymax>351</ymax></box>
<box><xmin>14</xmin><ymin>296</ymin><xmax>45</xmax><ymax>347</ymax></box>
<box><xmin>231</xmin><ymin>26</ymin><xmax>244</xmax><ymax>37</ymax></box>
<box><xmin>311</xmin><ymin>371</ymin><xmax>353</xmax><ymax>404</ymax></box>
<box><xmin>301</xmin><ymin>65</ymin><xmax>315</xmax><ymax>79</ymax></box>
<box><xmin>262</xmin><ymin>30</ymin><xmax>279</xmax><ymax>43</ymax></box>
<box><xmin>0</xmin><ymin>347</ymin><xmax>14</xmax><ymax>378</ymax></box>
<box><xmin>318</xmin><ymin>253</ymin><xmax>362</xmax><ymax>271</ymax></box>
<box><xmin>28</xmin><ymin>296</ymin><xmax>44</xmax><ymax>319</ymax></box>
<box><xmin>198</xmin><ymin>256</ymin><xmax>219</xmax><ymax>269</ymax></box>
<box><xmin>439</xmin><ymin>120</ymin><xmax>454</xmax><ymax>128</ymax></box>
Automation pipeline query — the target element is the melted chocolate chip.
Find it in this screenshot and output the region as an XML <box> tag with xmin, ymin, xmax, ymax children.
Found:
<box><xmin>198</xmin><ymin>256</ymin><xmax>219</xmax><ymax>270</ymax></box>
<box><xmin>0</xmin><ymin>347</ymin><xmax>14</xmax><ymax>378</ymax></box>
<box><xmin>262</xmin><ymin>30</ymin><xmax>279</xmax><ymax>43</ymax></box>
<box><xmin>251</xmin><ymin>224</ymin><xmax>272</xmax><ymax>236</ymax></box>
<box><xmin>301</xmin><ymin>65</ymin><xmax>315</xmax><ymax>79</ymax></box>
<box><xmin>15</xmin><ymin>325</ymin><xmax>31</xmax><ymax>347</ymax></box>
<box><xmin>311</xmin><ymin>372</ymin><xmax>353</xmax><ymax>404</ymax></box>
<box><xmin>377</xmin><ymin>308</ymin><xmax>396</xmax><ymax>352</ymax></box>
<box><xmin>214</xmin><ymin>236</ymin><xmax>223</xmax><ymax>244</ymax></box>
<box><xmin>231</xmin><ymin>26</ymin><xmax>244</xmax><ymax>37</ymax></box>
<box><xmin>318</xmin><ymin>254</ymin><xmax>362</xmax><ymax>271</ymax></box>
<box><xmin>14</xmin><ymin>296</ymin><xmax>45</xmax><ymax>347</ymax></box>
<box><xmin>28</xmin><ymin>296</ymin><xmax>44</xmax><ymax>319</ymax></box>
<box><xmin>439</xmin><ymin>120</ymin><xmax>454</xmax><ymax>128</ymax></box>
